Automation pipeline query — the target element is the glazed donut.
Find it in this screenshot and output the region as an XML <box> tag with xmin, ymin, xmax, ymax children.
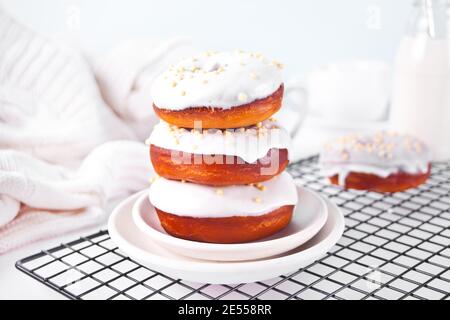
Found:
<box><xmin>147</xmin><ymin>120</ymin><xmax>292</xmax><ymax>186</ymax></box>
<box><xmin>151</xmin><ymin>51</ymin><xmax>284</xmax><ymax>129</ymax></box>
<box><xmin>319</xmin><ymin>132</ymin><xmax>432</xmax><ymax>192</ymax></box>
<box><xmin>148</xmin><ymin>172</ymin><xmax>298</xmax><ymax>243</ymax></box>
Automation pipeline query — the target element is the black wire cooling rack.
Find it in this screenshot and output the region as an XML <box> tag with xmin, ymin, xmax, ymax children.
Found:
<box><xmin>16</xmin><ymin>157</ymin><xmax>450</xmax><ymax>300</ymax></box>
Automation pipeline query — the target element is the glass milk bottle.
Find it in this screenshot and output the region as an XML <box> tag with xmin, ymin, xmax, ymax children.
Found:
<box><xmin>390</xmin><ymin>0</ymin><xmax>450</xmax><ymax>160</ymax></box>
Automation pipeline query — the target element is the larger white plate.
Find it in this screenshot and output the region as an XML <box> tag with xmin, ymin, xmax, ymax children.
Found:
<box><xmin>132</xmin><ymin>186</ymin><xmax>328</xmax><ymax>261</ymax></box>
<box><xmin>108</xmin><ymin>190</ymin><xmax>345</xmax><ymax>284</ymax></box>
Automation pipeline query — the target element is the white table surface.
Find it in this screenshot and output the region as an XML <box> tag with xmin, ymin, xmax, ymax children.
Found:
<box><xmin>0</xmin><ymin>225</ymin><xmax>106</xmax><ymax>300</ymax></box>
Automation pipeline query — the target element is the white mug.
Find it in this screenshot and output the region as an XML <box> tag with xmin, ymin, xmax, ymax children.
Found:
<box><xmin>307</xmin><ymin>60</ymin><xmax>391</xmax><ymax>123</ymax></box>
<box><xmin>276</xmin><ymin>82</ymin><xmax>308</xmax><ymax>137</ymax></box>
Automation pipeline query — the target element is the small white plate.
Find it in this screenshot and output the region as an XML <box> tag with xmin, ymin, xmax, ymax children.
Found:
<box><xmin>108</xmin><ymin>190</ymin><xmax>344</xmax><ymax>284</ymax></box>
<box><xmin>132</xmin><ymin>187</ymin><xmax>328</xmax><ymax>261</ymax></box>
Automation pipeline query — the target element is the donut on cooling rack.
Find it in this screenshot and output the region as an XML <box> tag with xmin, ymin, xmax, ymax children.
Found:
<box><xmin>148</xmin><ymin>172</ymin><xmax>298</xmax><ymax>243</ymax></box>
<box><xmin>151</xmin><ymin>50</ymin><xmax>284</xmax><ymax>129</ymax></box>
<box><xmin>319</xmin><ymin>132</ymin><xmax>432</xmax><ymax>193</ymax></box>
<box><xmin>146</xmin><ymin>120</ymin><xmax>291</xmax><ymax>186</ymax></box>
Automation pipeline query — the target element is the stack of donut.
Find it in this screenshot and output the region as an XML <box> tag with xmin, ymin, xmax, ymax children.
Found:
<box><xmin>146</xmin><ymin>50</ymin><xmax>298</xmax><ymax>244</ymax></box>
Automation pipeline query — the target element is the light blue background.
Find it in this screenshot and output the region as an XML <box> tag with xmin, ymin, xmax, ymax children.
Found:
<box><xmin>0</xmin><ymin>0</ymin><xmax>412</xmax><ymax>74</ymax></box>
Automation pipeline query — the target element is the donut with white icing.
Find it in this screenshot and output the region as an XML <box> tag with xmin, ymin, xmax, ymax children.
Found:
<box><xmin>147</xmin><ymin>120</ymin><xmax>291</xmax><ymax>186</ymax></box>
<box><xmin>148</xmin><ymin>172</ymin><xmax>298</xmax><ymax>243</ymax></box>
<box><xmin>319</xmin><ymin>132</ymin><xmax>432</xmax><ymax>192</ymax></box>
<box><xmin>151</xmin><ymin>51</ymin><xmax>284</xmax><ymax>129</ymax></box>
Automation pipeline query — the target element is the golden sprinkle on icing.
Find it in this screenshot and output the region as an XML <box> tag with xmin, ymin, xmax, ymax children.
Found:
<box><xmin>238</xmin><ymin>92</ymin><xmax>248</xmax><ymax>102</ymax></box>
<box><xmin>341</xmin><ymin>151</ymin><xmax>350</xmax><ymax>160</ymax></box>
<box><xmin>254</xmin><ymin>183</ymin><xmax>266</xmax><ymax>191</ymax></box>
<box><xmin>414</xmin><ymin>142</ymin><xmax>422</xmax><ymax>153</ymax></box>
<box><xmin>270</xmin><ymin>60</ymin><xmax>284</xmax><ymax>69</ymax></box>
<box><xmin>253</xmin><ymin>197</ymin><xmax>262</xmax><ymax>203</ymax></box>
<box><xmin>215</xmin><ymin>189</ymin><xmax>224</xmax><ymax>196</ymax></box>
<box><xmin>249</xmin><ymin>72</ymin><xmax>258</xmax><ymax>80</ymax></box>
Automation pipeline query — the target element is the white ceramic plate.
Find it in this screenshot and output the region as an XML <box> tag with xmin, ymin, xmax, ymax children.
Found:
<box><xmin>132</xmin><ymin>187</ymin><xmax>328</xmax><ymax>261</ymax></box>
<box><xmin>108</xmin><ymin>190</ymin><xmax>345</xmax><ymax>284</ymax></box>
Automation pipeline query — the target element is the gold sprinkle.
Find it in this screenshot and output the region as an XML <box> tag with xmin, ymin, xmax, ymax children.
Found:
<box><xmin>341</xmin><ymin>151</ymin><xmax>350</xmax><ymax>160</ymax></box>
<box><xmin>181</xmin><ymin>180</ymin><xmax>186</xmax><ymax>183</ymax></box>
<box><xmin>215</xmin><ymin>189</ymin><xmax>224</xmax><ymax>196</ymax></box>
<box><xmin>270</xmin><ymin>60</ymin><xmax>284</xmax><ymax>69</ymax></box>
<box><xmin>238</xmin><ymin>92</ymin><xmax>248</xmax><ymax>102</ymax></box>
<box><xmin>253</xmin><ymin>197</ymin><xmax>262</xmax><ymax>203</ymax></box>
<box><xmin>170</xmin><ymin>82</ymin><xmax>177</xmax><ymax>88</ymax></box>
<box><xmin>180</xmin><ymin>90</ymin><xmax>186</xmax><ymax>96</ymax></box>
<box><xmin>255</xmin><ymin>183</ymin><xmax>266</xmax><ymax>191</ymax></box>
<box><xmin>256</xmin><ymin>122</ymin><xmax>263</xmax><ymax>128</ymax></box>
<box><xmin>414</xmin><ymin>142</ymin><xmax>422</xmax><ymax>153</ymax></box>
<box><xmin>269</xmin><ymin>117</ymin><xmax>277</xmax><ymax>122</ymax></box>
<box><xmin>386</xmin><ymin>143</ymin><xmax>394</xmax><ymax>151</ymax></box>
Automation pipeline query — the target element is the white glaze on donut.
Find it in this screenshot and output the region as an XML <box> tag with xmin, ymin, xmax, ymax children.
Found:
<box><xmin>148</xmin><ymin>172</ymin><xmax>298</xmax><ymax>218</ymax></box>
<box><xmin>147</xmin><ymin>120</ymin><xmax>292</xmax><ymax>163</ymax></box>
<box><xmin>319</xmin><ymin>131</ymin><xmax>432</xmax><ymax>186</ymax></box>
<box><xmin>151</xmin><ymin>51</ymin><xmax>283</xmax><ymax>110</ymax></box>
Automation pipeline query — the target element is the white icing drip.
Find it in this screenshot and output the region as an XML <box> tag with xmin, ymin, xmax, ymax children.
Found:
<box><xmin>148</xmin><ymin>172</ymin><xmax>298</xmax><ymax>218</ymax></box>
<box><xmin>319</xmin><ymin>132</ymin><xmax>432</xmax><ymax>186</ymax></box>
<box><xmin>151</xmin><ymin>51</ymin><xmax>283</xmax><ymax>110</ymax></box>
<box><xmin>148</xmin><ymin>120</ymin><xmax>292</xmax><ymax>163</ymax></box>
